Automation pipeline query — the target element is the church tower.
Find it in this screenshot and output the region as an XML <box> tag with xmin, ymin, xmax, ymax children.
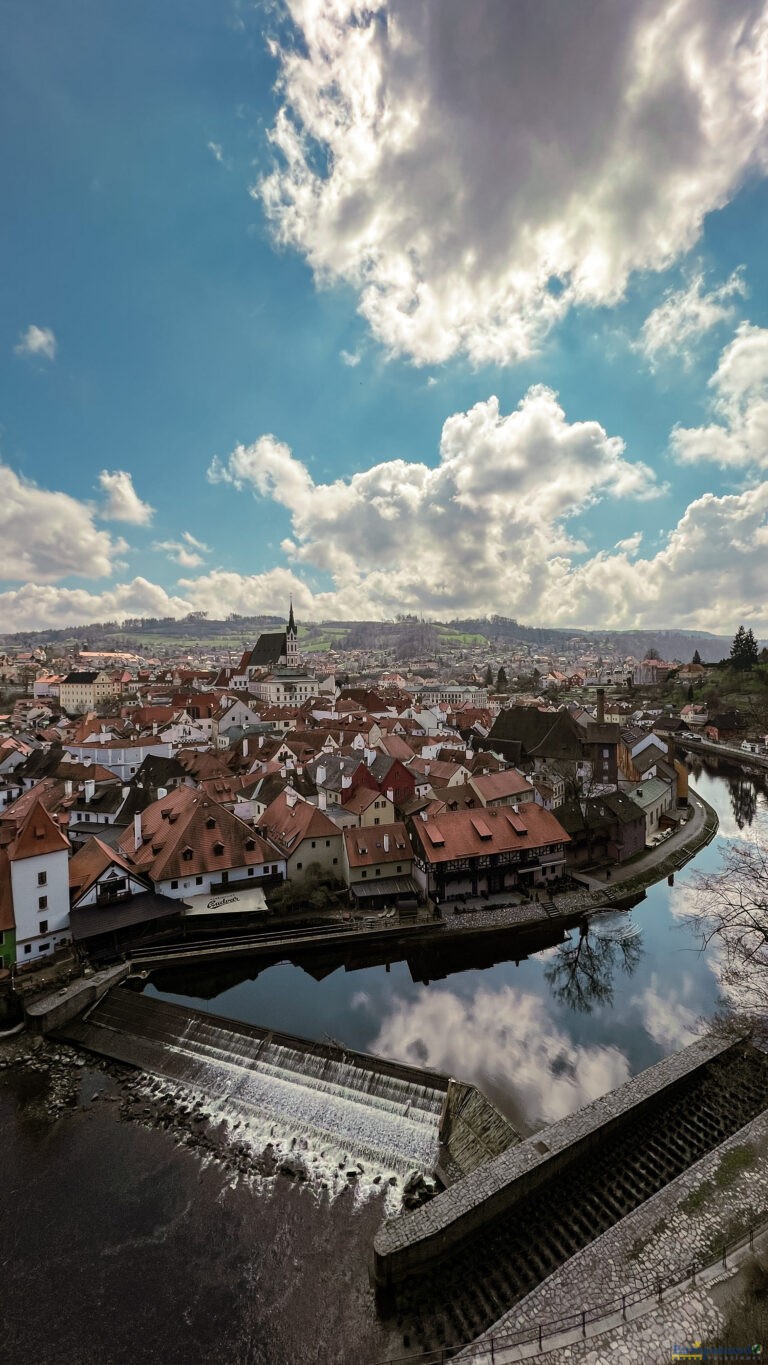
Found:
<box><xmin>286</xmin><ymin>597</ymin><xmax>299</xmax><ymax>666</ymax></box>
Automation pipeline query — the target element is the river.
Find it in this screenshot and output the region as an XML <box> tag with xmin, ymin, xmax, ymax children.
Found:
<box><xmin>1</xmin><ymin>759</ymin><xmax>766</xmax><ymax>1365</ymax></box>
<box><xmin>144</xmin><ymin>761</ymin><xmax>768</xmax><ymax>1133</ymax></box>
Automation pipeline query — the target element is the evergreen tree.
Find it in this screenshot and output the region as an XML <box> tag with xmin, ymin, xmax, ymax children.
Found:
<box><xmin>496</xmin><ymin>666</ymin><xmax>508</xmax><ymax>692</ymax></box>
<box><xmin>692</xmin><ymin>649</ymin><xmax>701</xmax><ymax>665</ymax></box>
<box><xmin>483</xmin><ymin>664</ymin><xmax>494</xmax><ymax>687</ymax></box>
<box><xmin>731</xmin><ymin>625</ymin><xmax>759</xmax><ymax>671</ymax></box>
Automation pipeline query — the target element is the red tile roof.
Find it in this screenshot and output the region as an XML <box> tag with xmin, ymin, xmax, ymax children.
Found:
<box><xmin>410</xmin><ymin>803</ymin><xmax>569</xmax><ymax>865</ymax></box>
<box><xmin>118</xmin><ymin>787</ymin><xmax>275</xmax><ymax>881</ymax></box>
<box><xmin>343</xmin><ymin>823</ymin><xmax>413</xmax><ymax>869</ymax></box>
<box><xmin>258</xmin><ymin>791</ymin><xmax>341</xmax><ymax>856</ymax></box>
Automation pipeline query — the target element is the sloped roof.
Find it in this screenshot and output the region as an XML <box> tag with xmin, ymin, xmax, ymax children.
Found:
<box><xmin>488</xmin><ymin>707</ymin><xmax>583</xmax><ymax>762</ymax></box>
<box><xmin>258</xmin><ymin>791</ymin><xmax>341</xmax><ymax>855</ymax></box>
<box><xmin>343</xmin><ymin>822</ymin><xmax>412</xmax><ymax>868</ymax></box>
<box><xmin>410</xmin><ymin>803</ymin><xmax>569</xmax><ymax>865</ymax></box>
<box><xmin>0</xmin><ymin>794</ymin><xmax>69</xmax><ymax>861</ymax></box>
<box><xmin>118</xmin><ymin>787</ymin><xmax>275</xmax><ymax>881</ymax></box>
<box><xmin>248</xmin><ymin>632</ymin><xmax>287</xmax><ymax>668</ymax></box>
<box><xmin>69</xmin><ymin>837</ymin><xmax>150</xmax><ymax>901</ymax></box>
<box><xmin>469</xmin><ymin>769</ymin><xmax>533</xmax><ymax>803</ymax></box>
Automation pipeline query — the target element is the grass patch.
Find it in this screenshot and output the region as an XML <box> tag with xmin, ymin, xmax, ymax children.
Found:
<box><xmin>715</xmin><ymin>1144</ymin><xmax>756</xmax><ymax>1189</ymax></box>
<box><xmin>627</xmin><ymin>1217</ymin><xmax>668</xmax><ymax>1261</ymax></box>
<box><xmin>680</xmin><ymin>1179</ymin><xmax>716</xmax><ymax>1215</ymax></box>
<box><xmin>704</xmin><ymin>1213</ymin><xmax>753</xmax><ymax>1262</ymax></box>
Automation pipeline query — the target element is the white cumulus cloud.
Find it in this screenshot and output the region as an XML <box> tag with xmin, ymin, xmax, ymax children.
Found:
<box><xmin>14</xmin><ymin>324</ymin><xmax>57</xmax><ymax>361</ymax></box>
<box><xmin>153</xmin><ymin>531</ymin><xmax>211</xmax><ymax>568</ymax></box>
<box><xmin>638</xmin><ymin>268</ymin><xmax>746</xmax><ymax>369</ymax></box>
<box><xmin>0</xmin><ymin>462</ymin><xmax>123</xmax><ymax>583</ymax></box>
<box><xmin>0</xmin><ymin>578</ymin><xmax>192</xmax><ymax>630</ymax></box>
<box><xmin>369</xmin><ymin>984</ymin><xmax>630</xmax><ymax>1129</ymax></box>
<box><xmin>98</xmin><ymin>469</ymin><xmax>155</xmax><ymax>524</ymax></box>
<box><xmin>203</xmin><ymin>386</ymin><xmax>768</xmax><ymax>630</ymax></box>
<box><xmin>671</xmin><ymin>322</ymin><xmax>768</xmax><ymax>468</ymax></box>
<box><xmin>258</xmin><ymin>0</ymin><xmax>768</xmax><ymax>366</ymax></box>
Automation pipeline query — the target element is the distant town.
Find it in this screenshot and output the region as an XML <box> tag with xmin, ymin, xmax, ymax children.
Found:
<box><xmin>1</xmin><ymin>605</ymin><xmax>766</xmax><ymax>973</ymax></box>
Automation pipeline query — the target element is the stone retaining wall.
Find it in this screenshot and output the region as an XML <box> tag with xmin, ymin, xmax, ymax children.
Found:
<box><xmin>372</xmin><ymin>1032</ymin><xmax>738</xmax><ymax>1287</ymax></box>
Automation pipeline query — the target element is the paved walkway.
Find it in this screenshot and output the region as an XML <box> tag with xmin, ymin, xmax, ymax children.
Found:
<box><xmin>570</xmin><ymin>786</ymin><xmax>715</xmax><ymax>892</ymax></box>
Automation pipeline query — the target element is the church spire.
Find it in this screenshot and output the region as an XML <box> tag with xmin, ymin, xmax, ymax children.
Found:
<box><xmin>287</xmin><ymin>596</ymin><xmax>297</xmax><ymax>636</ymax></box>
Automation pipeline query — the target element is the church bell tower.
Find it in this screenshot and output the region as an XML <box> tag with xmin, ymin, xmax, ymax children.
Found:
<box><xmin>286</xmin><ymin>597</ymin><xmax>299</xmax><ymax>666</ymax></box>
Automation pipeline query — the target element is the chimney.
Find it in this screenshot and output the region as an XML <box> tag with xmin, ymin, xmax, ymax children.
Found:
<box><xmin>383</xmin><ymin>834</ymin><xmax>389</xmax><ymax>852</ymax></box>
<box><xmin>243</xmin><ymin>739</ymin><xmax>249</xmax><ymax>758</ymax></box>
<box><xmin>64</xmin><ymin>779</ymin><xmax>73</xmax><ymax>798</ymax></box>
<box><xmin>133</xmin><ymin>812</ymin><xmax>143</xmax><ymax>850</ymax></box>
<box><xmin>286</xmin><ymin>788</ymin><xmax>298</xmax><ymax>808</ymax></box>
<box><xmin>316</xmin><ymin>764</ymin><xmax>326</xmax><ymax>786</ymax></box>
<box><xmin>317</xmin><ymin>789</ymin><xmax>327</xmax><ymax>810</ymax></box>
<box><xmin>84</xmin><ymin>779</ymin><xmax>95</xmax><ymax>803</ymax></box>
<box><xmin>596</xmin><ymin>688</ymin><xmax>605</xmax><ymax>724</ymax></box>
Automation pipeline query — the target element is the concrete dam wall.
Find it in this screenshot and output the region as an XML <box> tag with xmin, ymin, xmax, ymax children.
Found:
<box><xmin>56</xmin><ymin>986</ymin><xmax>454</xmax><ymax>1178</ymax></box>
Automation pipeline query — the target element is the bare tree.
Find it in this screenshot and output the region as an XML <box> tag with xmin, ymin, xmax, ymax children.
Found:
<box><xmin>544</xmin><ymin>920</ymin><xmax>643</xmax><ymax>1013</ymax></box>
<box><xmin>689</xmin><ymin>834</ymin><xmax>768</xmax><ymax>1023</ymax></box>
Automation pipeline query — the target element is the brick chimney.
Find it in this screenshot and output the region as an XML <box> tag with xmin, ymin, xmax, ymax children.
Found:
<box><xmin>596</xmin><ymin>688</ymin><xmax>605</xmax><ymax>724</ymax></box>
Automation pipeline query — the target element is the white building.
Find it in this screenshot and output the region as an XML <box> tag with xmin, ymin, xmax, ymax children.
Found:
<box><xmin>0</xmin><ymin>795</ymin><xmax>71</xmax><ymax>963</ymax></box>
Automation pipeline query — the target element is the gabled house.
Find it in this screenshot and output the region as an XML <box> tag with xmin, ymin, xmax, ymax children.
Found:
<box><xmin>118</xmin><ymin>788</ymin><xmax>284</xmax><ymax>899</ymax></box>
<box><xmin>410</xmin><ymin>804</ymin><xmax>569</xmax><ymax>902</ymax></box>
<box><xmin>341</xmin><ymin>823</ymin><xmax>417</xmax><ymax>910</ymax></box>
<box><xmin>257</xmin><ymin>789</ymin><xmax>343</xmax><ymax>880</ymax></box>
<box><xmin>0</xmin><ymin>795</ymin><xmax>71</xmax><ymax>963</ymax></box>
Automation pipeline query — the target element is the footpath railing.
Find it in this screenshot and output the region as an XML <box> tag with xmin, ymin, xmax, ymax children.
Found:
<box><xmin>378</xmin><ymin>1211</ymin><xmax>768</xmax><ymax>1364</ymax></box>
<box><xmin>127</xmin><ymin>915</ymin><xmax>441</xmax><ymax>963</ymax></box>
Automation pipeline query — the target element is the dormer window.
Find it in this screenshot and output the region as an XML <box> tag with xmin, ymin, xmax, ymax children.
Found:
<box><xmin>206</xmin><ymin>817</ymin><xmax>216</xmax><ymax>830</ymax></box>
<box><xmin>245</xmin><ymin>838</ymin><xmax>255</xmax><ymax>851</ymax></box>
<box><xmin>213</xmin><ymin>841</ymin><xmax>224</xmax><ymax>856</ymax></box>
<box><xmin>182</xmin><ymin>848</ymin><xmax>193</xmax><ymax>861</ymax></box>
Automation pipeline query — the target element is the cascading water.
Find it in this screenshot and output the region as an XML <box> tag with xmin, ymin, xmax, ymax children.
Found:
<box><xmin>58</xmin><ymin>988</ymin><xmax>449</xmax><ymax>1195</ymax></box>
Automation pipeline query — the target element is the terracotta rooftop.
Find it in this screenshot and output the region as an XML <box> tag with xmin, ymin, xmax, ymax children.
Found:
<box><xmin>343</xmin><ymin>822</ymin><xmax>413</xmax><ymax>868</ymax></box>
<box><xmin>410</xmin><ymin>803</ymin><xmax>570</xmax><ymax>865</ymax></box>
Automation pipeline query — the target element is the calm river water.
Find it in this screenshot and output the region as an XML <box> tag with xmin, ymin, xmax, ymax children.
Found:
<box><xmin>146</xmin><ymin>759</ymin><xmax>768</xmax><ymax>1133</ymax></box>
<box><xmin>2</xmin><ymin>758</ymin><xmax>766</xmax><ymax>1365</ymax></box>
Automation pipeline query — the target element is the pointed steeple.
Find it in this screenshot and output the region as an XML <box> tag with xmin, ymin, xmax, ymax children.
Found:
<box><xmin>285</xmin><ymin>596</ymin><xmax>299</xmax><ymax>666</ymax></box>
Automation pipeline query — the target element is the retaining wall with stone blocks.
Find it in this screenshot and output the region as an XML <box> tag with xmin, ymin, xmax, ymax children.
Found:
<box><xmin>24</xmin><ymin>962</ymin><xmax>130</xmax><ymax>1034</ymax></box>
<box><xmin>373</xmin><ymin>1032</ymin><xmax>738</xmax><ymax>1286</ymax></box>
<box><xmin>473</xmin><ymin>1099</ymin><xmax>768</xmax><ymax>1353</ymax></box>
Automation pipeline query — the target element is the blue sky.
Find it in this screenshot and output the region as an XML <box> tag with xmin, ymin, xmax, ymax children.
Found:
<box><xmin>3</xmin><ymin>0</ymin><xmax>768</xmax><ymax>632</ymax></box>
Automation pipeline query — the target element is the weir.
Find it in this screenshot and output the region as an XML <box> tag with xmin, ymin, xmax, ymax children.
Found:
<box><xmin>55</xmin><ymin>987</ymin><xmax>455</xmax><ymax>1176</ymax></box>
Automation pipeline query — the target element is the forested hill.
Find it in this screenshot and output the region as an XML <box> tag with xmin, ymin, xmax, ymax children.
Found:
<box><xmin>0</xmin><ymin>612</ymin><xmax>750</xmax><ymax>663</ymax></box>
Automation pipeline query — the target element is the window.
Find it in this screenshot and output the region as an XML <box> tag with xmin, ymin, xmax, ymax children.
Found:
<box><xmin>397</xmin><ymin>865</ymin><xmax>402</xmax><ymax>873</ymax></box>
<box><xmin>248</xmin><ymin>868</ymin><xmax>254</xmax><ymax>876</ymax></box>
<box><xmin>38</xmin><ymin>896</ymin><xmax>47</xmax><ymax>911</ymax></box>
<box><xmin>362</xmin><ymin>870</ymin><xmax>367</xmax><ymax>878</ymax></box>
<box><xmin>38</xmin><ymin>943</ymin><xmax>50</xmax><ymax>953</ymax></box>
<box><xmin>196</xmin><ymin>876</ymin><xmax>203</xmax><ymax>885</ymax></box>
<box><xmin>325</xmin><ymin>840</ymin><xmax>330</xmax><ymax>847</ymax></box>
<box><xmin>37</xmin><ymin>871</ymin><xmax>47</xmax><ymax>886</ymax></box>
<box><xmin>375</xmin><ymin>868</ymin><xmax>381</xmax><ymax>876</ymax></box>
<box><xmin>296</xmin><ymin>861</ymin><xmax>302</xmax><ymax>870</ymax></box>
<box><xmin>311</xmin><ymin>840</ymin><xmax>316</xmax><ymax>849</ymax></box>
<box><xmin>171</xmin><ymin>879</ymin><xmax>178</xmax><ymax>889</ymax></box>
<box><xmin>24</xmin><ymin>944</ymin><xmax>31</xmax><ymax>955</ymax></box>
<box><xmin>374</xmin><ymin>818</ymin><xmax>380</xmax><ymax>826</ymax></box>
<box><xmin>39</xmin><ymin>919</ymin><xmax>48</xmax><ymax>934</ymax></box>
